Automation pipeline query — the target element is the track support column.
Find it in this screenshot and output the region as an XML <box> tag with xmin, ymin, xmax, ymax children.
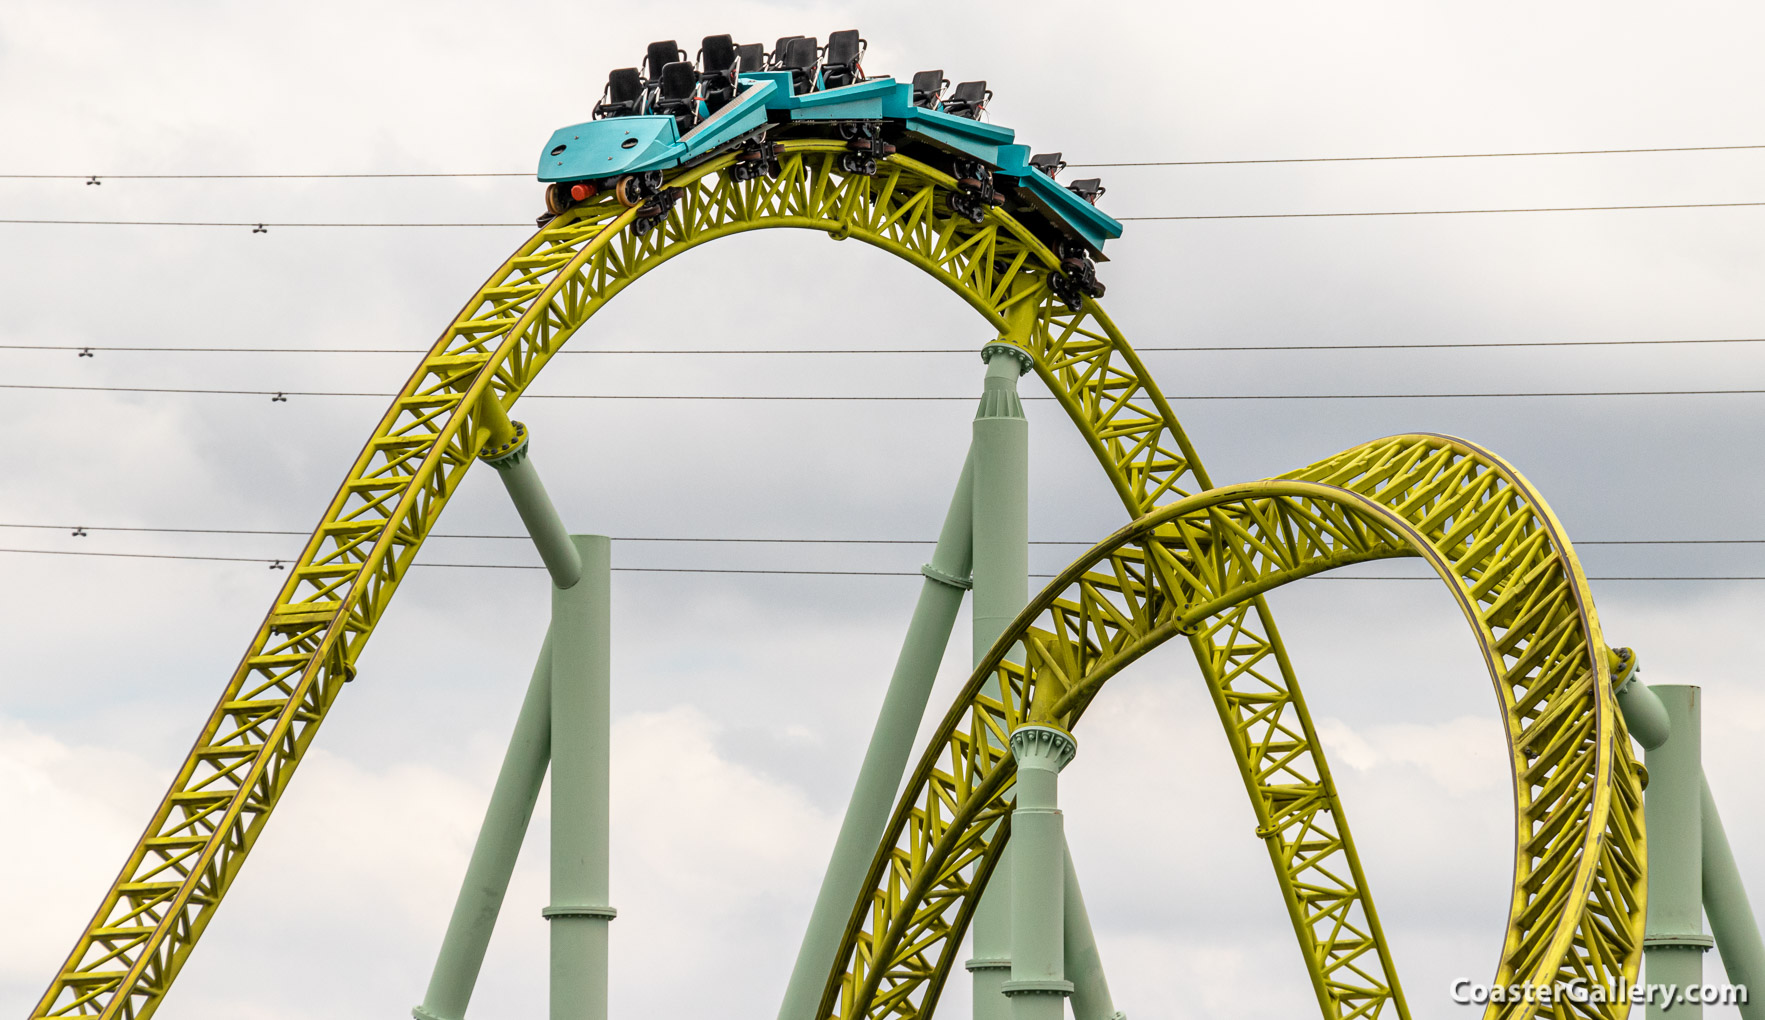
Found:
<box><xmin>1701</xmin><ymin>775</ymin><xmax>1764</xmax><ymax>1019</ymax></box>
<box><xmin>477</xmin><ymin>398</ymin><xmax>583</xmax><ymax>589</ymax></box>
<box><xmin>1616</xmin><ymin>651</ymin><xmax>1761</xmax><ymax>1018</ymax></box>
<box><xmin>414</xmin><ymin>408</ymin><xmax>588</xmax><ymax>1020</ymax></box>
<box><xmin>413</xmin><ymin>633</ymin><xmax>554</xmax><ymax>1020</ymax></box>
<box><xmin>1644</xmin><ymin>685</ymin><xmax>1710</xmax><ymax>1020</ymax></box>
<box><xmin>969</xmin><ymin>341</ymin><xmax>1032</xmax><ymax>1019</ymax></box>
<box><xmin>1006</xmin><ymin>725</ymin><xmax>1077</xmax><ymax>1020</ymax></box>
<box><xmin>1063</xmin><ymin>846</ymin><xmax>1125</xmax><ymax>1020</ymax></box>
<box><xmin>776</xmin><ymin>453</ymin><xmax>975</xmax><ymax>1020</ymax></box>
<box><xmin>548</xmin><ymin>534</ymin><xmax>614</xmax><ymax>1020</ymax></box>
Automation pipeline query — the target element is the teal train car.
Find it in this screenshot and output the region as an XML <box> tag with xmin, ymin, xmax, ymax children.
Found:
<box><xmin>535</xmin><ymin>32</ymin><xmax>1120</xmax><ymax>307</ymax></box>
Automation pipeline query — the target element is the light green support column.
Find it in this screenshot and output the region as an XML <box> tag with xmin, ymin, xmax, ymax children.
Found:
<box><xmin>776</xmin><ymin>453</ymin><xmax>976</xmax><ymax>1020</ymax></box>
<box><xmin>413</xmin><ymin>417</ymin><xmax>588</xmax><ymax>1020</ymax></box>
<box><xmin>969</xmin><ymin>342</ymin><xmax>1032</xmax><ymax>1018</ymax></box>
<box><xmin>413</xmin><ymin>633</ymin><xmax>554</xmax><ymax>1020</ymax></box>
<box><xmin>1006</xmin><ymin>725</ymin><xmax>1077</xmax><ymax>1020</ymax></box>
<box><xmin>1612</xmin><ymin>649</ymin><xmax>1670</xmax><ymax>752</ymax></box>
<box><xmin>1063</xmin><ymin>846</ymin><xmax>1125</xmax><ymax>1020</ymax></box>
<box><xmin>478</xmin><ymin>404</ymin><xmax>582</xmax><ymax>590</ymax></box>
<box><xmin>548</xmin><ymin>535</ymin><xmax>613</xmax><ymax>1020</ymax></box>
<box><xmin>1703</xmin><ymin>775</ymin><xmax>1764</xmax><ymax>1017</ymax></box>
<box><xmin>1646</xmin><ymin>685</ymin><xmax>1710</xmax><ymax>1020</ymax></box>
<box><xmin>970</xmin><ymin>342</ymin><xmax>1032</xmax><ymax>661</ymax></box>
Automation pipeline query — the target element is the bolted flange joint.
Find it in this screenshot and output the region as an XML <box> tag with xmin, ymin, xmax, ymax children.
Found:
<box><xmin>980</xmin><ymin>341</ymin><xmax>1034</xmax><ymax>376</ymax></box>
<box><xmin>541</xmin><ymin>904</ymin><xmax>618</xmax><ymax>920</ymax></box>
<box><xmin>921</xmin><ymin>562</ymin><xmax>974</xmax><ymax>590</ymax></box>
<box><xmin>1009</xmin><ymin>724</ymin><xmax>1076</xmax><ymax>774</ymax></box>
<box><xmin>1001</xmin><ymin>978</ymin><xmax>1075</xmax><ymax>997</ymax></box>
<box><xmin>478</xmin><ymin>419</ymin><xmax>530</xmax><ymax>470</ymax></box>
<box><xmin>1642</xmin><ymin>932</ymin><xmax>1715</xmax><ymax>950</ymax></box>
<box><xmin>1609</xmin><ymin>645</ymin><xmax>1639</xmax><ymax>688</ymax></box>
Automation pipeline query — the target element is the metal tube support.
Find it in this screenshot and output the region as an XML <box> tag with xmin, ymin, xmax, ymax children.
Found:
<box><xmin>970</xmin><ymin>343</ymin><xmax>1031</xmax><ymax>664</ymax></box>
<box><xmin>1006</xmin><ymin>725</ymin><xmax>1077</xmax><ymax>1020</ymax></box>
<box><xmin>1613</xmin><ymin>649</ymin><xmax>1671</xmax><ymax>751</ymax></box>
<box><xmin>969</xmin><ymin>342</ymin><xmax>1032</xmax><ymax>1019</ymax></box>
<box><xmin>413</xmin><ymin>632</ymin><xmax>555</xmax><ymax>1020</ymax></box>
<box><xmin>1063</xmin><ymin>844</ymin><xmax>1124</xmax><ymax>1020</ymax></box>
<box><xmin>776</xmin><ymin>454</ymin><xmax>976</xmax><ymax>1020</ymax></box>
<box><xmin>1646</xmin><ymin>685</ymin><xmax>1710</xmax><ymax>1020</ymax></box>
<box><xmin>1703</xmin><ymin>774</ymin><xmax>1764</xmax><ymax>1018</ymax></box>
<box><xmin>548</xmin><ymin>536</ymin><xmax>613</xmax><ymax>1020</ymax></box>
<box><xmin>478</xmin><ymin>400</ymin><xmax>582</xmax><ymax>590</ymax></box>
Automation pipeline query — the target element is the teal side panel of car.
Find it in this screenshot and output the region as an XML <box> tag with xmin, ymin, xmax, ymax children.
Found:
<box><xmin>741</xmin><ymin>71</ymin><xmax>798</xmax><ymax>106</ymax></box>
<box><xmin>898</xmin><ymin>105</ymin><xmax>1016</xmax><ymax>165</ymax></box>
<box><xmin>1018</xmin><ymin>170</ymin><xmax>1123</xmax><ymax>251</ymax></box>
<box><xmin>786</xmin><ymin>77</ymin><xmax>899</xmax><ymax>120</ymax></box>
<box><xmin>539</xmin><ymin>77</ymin><xmax>784</xmax><ymax>182</ymax></box>
<box><xmin>539</xmin><ymin>117</ymin><xmax>681</xmax><ymax>181</ymax></box>
<box><xmin>677</xmin><ymin>77</ymin><xmax>778</xmax><ymax>153</ymax></box>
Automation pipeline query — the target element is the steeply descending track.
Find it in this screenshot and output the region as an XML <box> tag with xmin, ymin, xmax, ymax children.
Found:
<box><xmin>34</xmin><ymin>142</ymin><xmax>1639</xmax><ymax>1020</ymax></box>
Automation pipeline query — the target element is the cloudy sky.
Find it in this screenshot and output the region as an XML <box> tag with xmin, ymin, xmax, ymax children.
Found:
<box><xmin>3</xmin><ymin>1</ymin><xmax>1763</xmax><ymax>1017</ymax></box>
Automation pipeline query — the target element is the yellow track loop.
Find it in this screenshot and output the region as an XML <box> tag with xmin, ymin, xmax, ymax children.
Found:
<box><xmin>41</xmin><ymin>141</ymin><xmax>1386</xmax><ymax>1018</ymax></box>
<box><xmin>826</xmin><ymin>434</ymin><xmax>1645</xmax><ymax>1020</ymax></box>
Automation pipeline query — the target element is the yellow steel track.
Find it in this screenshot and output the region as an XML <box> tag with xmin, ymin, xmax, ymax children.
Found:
<box><xmin>33</xmin><ymin>142</ymin><xmax>1640</xmax><ymax>1020</ymax></box>
<box><xmin>826</xmin><ymin>435</ymin><xmax>1645</xmax><ymax>1020</ymax></box>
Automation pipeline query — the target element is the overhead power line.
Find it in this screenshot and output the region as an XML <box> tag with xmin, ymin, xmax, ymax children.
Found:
<box><xmin>5</xmin><ymin>382</ymin><xmax>1765</xmax><ymax>401</ymax></box>
<box><xmin>0</xmin><ymin>547</ymin><xmax>915</xmax><ymax>576</ymax></box>
<box><xmin>0</xmin><ymin>219</ymin><xmax>523</xmax><ymax>228</ymax></box>
<box><xmin>0</xmin><ymin>522</ymin><xmax>1755</xmax><ymax>549</ymax></box>
<box><xmin>7</xmin><ymin>336</ymin><xmax>1765</xmax><ymax>356</ymax></box>
<box><xmin>1</xmin><ymin>172</ymin><xmax>529</xmax><ymax>181</ymax></box>
<box><xmin>7</xmin><ymin>143</ymin><xmax>1765</xmax><ymax>181</ymax></box>
<box><xmin>1071</xmin><ymin>143</ymin><xmax>1765</xmax><ymax>167</ymax></box>
<box><xmin>0</xmin><ymin>546</ymin><xmax>1752</xmax><ymax>582</ymax></box>
<box><xmin>1115</xmin><ymin>201</ymin><xmax>1765</xmax><ymax>222</ymax></box>
<box><xmin>10</xmin><ymin>199</ymin><xmax>1765</xmax><ymax>230</ymax></box>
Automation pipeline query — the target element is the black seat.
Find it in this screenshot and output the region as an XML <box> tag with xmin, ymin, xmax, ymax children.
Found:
<box><xmin>698</xmin><ymin>35</ymin><xmax>739</xmax><ymax>114</ymax></box>
<box><xmin>1068</xmin><ymin>178</ymin><xmax>1106</xmax><ymax>204</ymax></box>
<box><xmin>1030</xmin><ymin>152</ymin><xmax>1066</xmax><ymax>179</ymax></box>
<box><xmin>700</xmin><ymin>34</ymin><xmax>737</xmax><ymax>73</ymax></box>
<box><xmin>780</xmin><ymin>36</ymin><xmax>820</xmax><ymax>94</ymax></box>
<box><xmin>910</xmin><ymin>70</ymin><xmax>947</xmax><ymax>109</ymax></box>
<box><xmin>944</xmin><ymin>80</ymin><xmax>990</xmax><ymax>119</ymax></box>
<box><xmin>767</xmin><ymin>36</ymin><xmax>803</xmax><ymax>69</ymax></box>
<box><xmin>821</xmin><ymin>30</ymin><xmax>865</xmax><ymax>89</ymax></box>
<box><xmin>644</xmin><ymin>40</ymin><xmax>687</xmax><ymax>84</ymax></box>
<box><xmin>594</xmin><ymin>67</ymin><xmax>645</xmax><ymax>118</ymax></box>
<box><xmin>652</xmin><ymin>61</ymin><xmax>701</xmax><ymax>134</ymax></box>
<box><xmin>736</xmin><ymin>43</ymin><xmax>766</xmax><ymax>72</ymax></box>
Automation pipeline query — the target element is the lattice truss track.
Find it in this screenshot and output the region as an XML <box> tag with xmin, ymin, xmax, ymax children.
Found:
<box><xmin>34</xmin><ymin>144</ymin><xmax>1638</xmax><ymax>1020</ymax></box>
<box><xmin>827</xmin><ymin>434</ymin><xmax>1645</xmax><ymax>1020</ymax></box>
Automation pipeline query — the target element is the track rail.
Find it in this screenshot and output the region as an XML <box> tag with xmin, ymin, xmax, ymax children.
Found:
<box><xmin>43</xmin><ymin>142</ymin><xmax>1394</xmax><ymax>1018</ymax></box>
<box><xmin>826</xmin><ymin>434</ymin><xmax>1645</xmax><ymax>1020</ymax></box>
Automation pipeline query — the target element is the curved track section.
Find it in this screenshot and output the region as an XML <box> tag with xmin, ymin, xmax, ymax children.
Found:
<box><xmin>826</xmin><ymin>434</ymin><xmax>1645</xmax><ymax>1020</ymax></box>
<box><xmin>45</xmin><ymin>143</ymin><xmax>1379</xmax><ymax>1018</ymax></box>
